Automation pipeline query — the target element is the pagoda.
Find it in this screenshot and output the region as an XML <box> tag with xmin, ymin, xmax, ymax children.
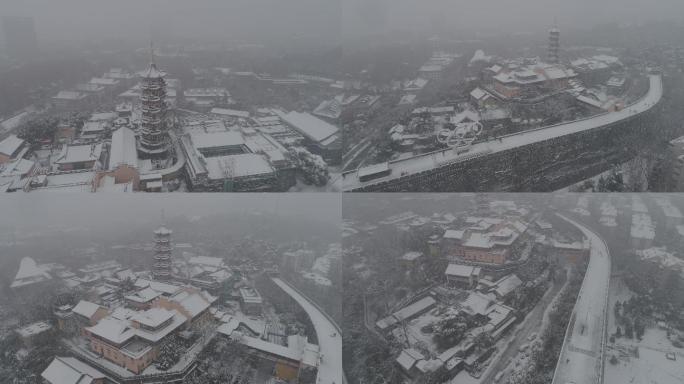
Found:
<box><xmin>152</xmin><ymin>226</ymin><xmax>173</xmax><ymax>280</ymax></box>
<box><xmin>137</xmin><ymin>45</ymin><xmax>170</xmax><ymax>158</ymax></box>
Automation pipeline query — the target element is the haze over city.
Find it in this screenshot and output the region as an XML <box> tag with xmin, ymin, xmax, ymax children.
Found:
<box><xmin>1</xmin><ymin>1</ymin><xmax>684</xmax><ymax>384</ymax></box>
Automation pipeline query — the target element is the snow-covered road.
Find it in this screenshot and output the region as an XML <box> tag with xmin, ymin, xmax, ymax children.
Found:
<box><xmin>552</xmin><ymin>214</ymin><xmax>611</xmax><ymax>384</ymax></box>
<box><xmin>344</xmin><ymin>75</ymin><xmax>663</xmax><ymax>191</ymax></box>
<box><xmin>271</xmin><ymin>277</ymin><xmax>343</xmax><ymax>384</ymax></box>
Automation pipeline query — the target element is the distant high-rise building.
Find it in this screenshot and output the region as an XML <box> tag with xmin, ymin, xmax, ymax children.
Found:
<box><xmin>548</xmin><ymin>25</ymin><xmax>560</xmax><ymax>64</ymax></box>
<box><xmin>2</xmin><ymin>16</ymin><xmax>39</xmax><ymax>62</ymax></box>
<box><xmin>137</xmin><ymin>47</ymin><xmax>170</xmax><ymax>159</ymax></box>
<box><xmin>152</xmin><ymin>226</ymin><xmax>173</xmax><ymax>280</ymax></box>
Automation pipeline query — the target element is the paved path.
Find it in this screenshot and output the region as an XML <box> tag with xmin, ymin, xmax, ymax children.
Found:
<box><xmin>272</xmin><ymin>277</ymin><xmax>343</xmax><ymax>384</ymax></box>
<box><xmin>552</xmin><ymin>214</ymin><xmax>611</xmax><ymax>384</ymax></box>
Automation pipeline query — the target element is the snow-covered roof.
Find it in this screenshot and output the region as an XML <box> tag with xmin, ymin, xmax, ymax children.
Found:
<box><xmin>41</xmin><ymin>357</ymin><xmax>105</xmax><ymax>384</ymax></box>
<box><xmin>461</xmin><ymin>291</ymin><xmax>494</xmax><ymax>316</ymax></box>
<box><xmin>205</xmin><ymin>153</ymin><xmax>274</xmax><ymax>179</ymax></box>
<box><xmin>89</xmin><ymin>77</ymin><xmax>119</xmax><ymax>86</ymax></box>
<box><xmin>0</xmin><ymin>134</ymin><xmax>24</xmax><ymax>157</ymax></box>
<box><xmin>396</xmin><ymin>348</ymin><xmax>425</xmax><ymax>371</ymax></box>
<box><xmin>0</xmin><ymin>158</ymin><xmax>34</xmax><ymax>177</ymax></box>
<box><xmin>210</xmin><ymin>108</ymin><xmax>250</xmax><ymax>118</ymax></box>
<box><xmin>420</xmin><ymin>64</ymin><xmax>443</xmax><ymax>72</ymax></box>
<box><xmin>81</xmin><ymin>121</ymin><xmax>107</xmax><ymax>134</ymax></box>
<box><xmin>171</xmin><ymin>291</ymin><xmax>212</xmax><ymax>317</ymax></box>
<box><xmin>239</xmin><ymin>287</ymin><xmax>262</xmax><ymax>304</ymax></box>
<box><xmin>154</xmin><ymin>226</ymin><xmax>172</xmax><ymax>236</ymax></box>
<box><xmin>469</xmin><ymin>49</ymin><xmax>492</xmax><ymax>64</ymax></box>
<box><xmin>134</xmin><ymin>278</ymin><xmax>181</xmax><ymax>296</ymax></box>
<box><xmin>274</xmin><ymin>110</ymin><xmax>339</xmax><ymax>144</ymax></box>
<box><xmin>445</xmin><ymin>263</ymin><xmax>480</xmax><ymax>278</ymax></box>
<box><xmin>125</xmin><ymin>287</ymin><xmax>160</xmax><ymax>303</ymax></box>
<box><xmin>191</xmin><ymin>131</ymin><xmax>245</xmax><ymax>150</ymax></box>
<box><xmin>377</xmin><ymin>296</ymin><xmax>436</xmax><ymax>330</ymax></box>
<box><xmin>109</xmin><ymin>127</ymin><xmax>138</xmax><ymax>170</ymax></box>
<box><xmin>140</xmin><ymin>63</ymin><xmax>165</xmax><ymax>79</ymax></box>
<box><xmin>401</xmin><ymin>251</ymin><xmax>423</xmax><ymax>261</ymax></box>
<box><xmin>188</xmin><ymin>256</ymin><xmax>224</xmax><ymax>268</ymax></box>
<box><xmin>16</xmin><ymin>321</ymin><xmax>52</xmax><ymax>337</ymax></box>
<box><xmin>11</xmin><ymin>257</ymin><xmax>52</xmax><ymax>288</ymax></box>
<box><xmin>443</xmin><ymin>229</ymin><xmax>466</xmax><ymax>240</ymax></box>
<box><xmin>237</xmin><ymin>333</ymin><xmax>319</xmax><ymax>367</ymax></box>
<box><xmin>55</xmin><ymin>143</ymin><xmax>102</xmax><ymax>165</ymax></box>
<box><xmin>636</xmin><ymin>247</ymin><xmax>684</xmax><ymax>275</ymax></box>
<box><xmin>493</xmin><ymin>274</ymin><xmax>523</xmax><ymax>297</ymax></box>
<box><xmin>132</xmin><ymin>307</ymin><xmax>174</xmax><ymax>328</ymax></box>
<box><xmin>72</xmin><ymin>300</ymin><xmax>103</xmax><ymax>319</ymax></box>
<box><xmin>53</xmin><ymin>91</ymin><xmax>86</xmax><ymax>100</ymax></box>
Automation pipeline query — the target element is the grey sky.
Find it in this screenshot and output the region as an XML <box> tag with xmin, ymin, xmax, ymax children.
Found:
<box><xmin>1</xmin><ymin>0</ymin><xmax>342</xmax><ymax>46</ymax></box>
<box><xmin>343</xmin><ymin>0</ymin><xmax>684</xmax><ymax>37</ymax></box>
<box><xmin>1</xmin><ymin>0</ymin><xmax>682</xmax><ymax>46</ymax></box>
<box><xmin>0</xmin><ymin>193</ymin><xmax>340</xmax><ymax>233</ymax></box>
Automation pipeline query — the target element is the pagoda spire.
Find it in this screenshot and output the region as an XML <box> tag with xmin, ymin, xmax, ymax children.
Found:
<box><xmin>149</xmin><ymin>41</ymin><xmax>156</xmax><ymax>67</ymax></box>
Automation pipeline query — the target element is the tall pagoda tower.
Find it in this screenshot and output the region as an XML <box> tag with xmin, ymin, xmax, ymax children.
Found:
<box><xmin>152</xmin><ymin>225</ymin><xmax>173</xmax><ymax>280</ymax></box>
<box><xmin>137</xmin><ymin>45</ymin><xmax>170</xmax><ymax>159</ymax></box>
<box><xmin>548</xmin><ymin>24</ymin><xmax>560</xmax><ymax>64</ymax></box>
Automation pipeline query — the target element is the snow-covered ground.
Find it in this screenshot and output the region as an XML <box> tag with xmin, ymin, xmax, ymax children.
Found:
<box><xmin>271</xmin><ymin>277</ymin><xmax>343</xmax><ymax>384</ymax></box>
<box><xmin>552</xmin><ymin>214</ymin><xmax>611</xmax><ymax>384</ymax></box>
<box><xmin>604</xmin><ymin>277</ymin><xmax>684</xmax><ymax>384</ymax></box>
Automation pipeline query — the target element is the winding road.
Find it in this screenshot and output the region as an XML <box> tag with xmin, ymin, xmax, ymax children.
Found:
<box><xmin>271</xmin><ymin>277</ymin><xmax>344</xmax><ymax>384</ymax></box>
<box><xmin>551</xmin><ymin>214</ymin><xmax>611</xmax><ymax>384</ymax></box>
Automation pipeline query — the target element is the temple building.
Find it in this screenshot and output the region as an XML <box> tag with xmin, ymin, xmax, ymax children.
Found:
<box><xmin>137</xmin><ymin>55</ymin><xmax>171</xmax><ymax>159</ymax></box>
<box><xmin>152</xmin><ymin>226</ymin><xmax>173</xmax><ymax>280</ymax></box>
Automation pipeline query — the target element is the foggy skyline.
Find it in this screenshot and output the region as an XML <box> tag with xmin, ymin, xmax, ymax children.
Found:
<box><xmin>0</xmin><ymin>194</ymin><xmax>341</xmax><ymax>234</ymax></box>
<box><xmin>2</xmin><ymin>0</ymin><xmax>684</xmax><ymax>48</ymax></box>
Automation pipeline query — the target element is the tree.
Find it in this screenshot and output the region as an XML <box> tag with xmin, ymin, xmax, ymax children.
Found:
<box><xmin>290</xmin><ymin>147</ymin><xmax>329</xmax><ymax>187</ymax></box>
<box><xmin>610</xmin><ymin>355</ymin><xmax>619</xmax><ymax>365</ymax></box>
<box><xmin>625</xmin><ymin>320</ymin><xmax>634</xmax><ymax>339</ymax></box>
<box><xmin>474</xmin><ymin>332</ymin><xmax>494</xmax><ymax>350</ymax></box>
<box><xmin>16</xmin><ymin>115</ymin><xmax>60</xmax><ymax>144</ymax></box>
<box><xmin>634</xmin><ymin>317</ymin><xmax>645</xmax><ymax>340</ymax></box>
<box><xmin>432</xmin><ymin>314</ymin><xmax>473</xmax><ymax>349</ymax></box>
<box><xmin>154</xmin><ymin>335</ymin><xmax>182</xmax><ymax>370</ymax></box>
<box><xmin>615</xmin><ymin>326</ymin><xmax>622</xmax><ymax>338</ymax></box>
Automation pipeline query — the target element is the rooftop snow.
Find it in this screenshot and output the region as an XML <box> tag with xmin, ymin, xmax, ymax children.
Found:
<box><xmin>210</xmin><ymin>108</ymin><xmax>250</xmax><ymax>118</ymax></box>
<box><xmin>204</xmin><ymin>153</ymin><xmax>274</xmax><ymax>179</ymax></box>
<box><xmin>16</xmin><ymin>321</ymin><xmax>52</xmax><ymax>337</ymax></box>
<box><xmin>0</xmin><ymin>134</ymin><xmax>24</xmax><ymax>156</ymax></box>
<box><xmin>445</xmin><ymin>263</ymin><xmax>480</xmax><ymax>277</ymax></box>
<box><xmin>190</xmin><ymin>131</ymin><xmax>245</xmax><ymax>149</ymax></box>
<box><xmin>139</xmin><ymin>63</ymin><xmax>165</xmax><ymax>79</ymax></box>
<box><xmin>72</xmin><ymin>300</ymin><xmax>103</xmax><ymax>319</ymax></box>
<box><xmin>109</xmin><ymin>127</ymin><xmax>138</xmax><ymax>170</ymax></box>
<box><xmin>188</xmin><ymin>256</ymin><xmax>224</xmax><ymax>267</ymax></box>
<box><xmin>11</xmin><ymin>257</ymin><xmax>52</xmax><ymax>288</ymax></box>
<box><xmin>41</xmin><ymin>356</ymin><xmax>105</xmax><ymax>384</ymax></box>
<box><xmin>275</xmin><ymin>110</ymin><xmax>339</xmax><ymax>143</ymax></box>
<box><xmin>56</xmin><ymin>143</ymin><xmax>103</xmax><ymax>164</ymax></box>
<box><xmin>132</xmin><ymin>307</ymin><xmax>174</xmax><ymax>328</ymax></box>
<box><xmin>171</xmin><ymin>291</ymin><xmax>211</xmax><ymax>317</ymax></box>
